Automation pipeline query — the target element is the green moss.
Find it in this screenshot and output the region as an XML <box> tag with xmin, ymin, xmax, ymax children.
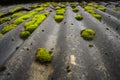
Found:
<box><xmin>51</xmin><ymin>2</ymin><xmax>57</xmax><ymax>7</ymax></box>
<box><xmin>0</xmin><ymin>17</ymin><xmax>11</xmax><ymax>24</ymax></box>
<box><xmin>70</xmin><ymin>2</ymin><xmax>76</xmax><ymax>8</ymax></box>
<box><xmin>13</xmin><ymin>18</ymin><xmax>24</xmax><ymax>25</ymax></box>
<box><xmin>31</xmin><ymin>4</ymin><xmax>39</xmax><ymax>8</ymax></box>
<box><xmin>111</xmin><ymin>8</ymin><xmax>117</xmax><ymax>11</ymax></box>
<box><xmin>73</xmin><ymin>8</ymin><xmax>79</xmax><ymax>12</ymax></box>
<box><xmin>20</xmin><ymin>31</ymin><xmax>30</xmax><ymax>39</ymax></box>
<box><xmin>0</xmin><ymin>33</ymin><xmax>3</xmax><ymax>38</ymax></box>
<box><xmin>97</xmin><ymin>7</ymin><xmax>106</xmax><ymax>12</ymax></box>
<box><xmin>24</xmin><ymin>13</ymin><xmax>47</xmax><ymax>33</ymax></box>
<box><xmin>54</xmin><ymin>15</ymin><xmax>64</xmax><ymax>23</ymax></box>
<box><xmin>87</xmin><ymin>3</ymin><xmax>94</xmax><ymax>6</ymax></box>
<box><xmin>11</xmin><ymin>11</ymin><xmax>27</xmax><ymax>18</ymax></box>
<box><xmin>44</xmin><ymin>12</ymin><xmax>50</xmax><ymax>16</ymax></box>
<box><xmin>13</xmin><ymin>11</ymin><xmax>37</xmax><ymax>25</ymax></box>
<box><xmin>87</xmin><ymin>9</ymin><xmax>96</xmax><ymax>14</ymax></box>
<box><xmin>92</xmin><ymin>14</ymin><xmax>102</xmax><ymax>20</ymax></box>
<box><xmin>0</xmin><ymin>13</ymin><xmax>5</xmax><ymax>17</ymax></box>
<box><xmin>75</xmin><ymin>14</ymin><xmax>83</xmax><ymax>20</ymax></box>
<box><xmin>9</xmin><ymin>6</ymin><xmax>23</xmax><ymax>13</ymax></box>
<box><xmin>1</xmin><ymin>24</ymin><xmax>17</xmax><ymax>34</ymax></box>
<box><xmin>36</xmin><ymin>48</ymin><xmax>52</xmax><ymax>63</ymax></box>
<box><xmin>81</xmin><ymin>29</ymin><xmax>95</xmax><ymax>40</ymax></box>
<box><xmin>60</xmin><ymin>4</ymin><xmax>65</xmax><ymax>8</ymax></box>
<box><xmin>25</xmin><ymin>24</ymin><xmax>38</xmax><ymax>33</ymax></box>
<box><xmin>84</xmin><ymin>6</ymin><xmax>93</xmax><ymax>11</ymax></box>
<box><xmin>34</xmin><ymin>7</ymin><xmax>44</xmax><ymax>12</ymax></box>
<box><xmin>56</xmin><ymin>9</ymin><xmax>65</xmax><ymax>15</ymax></box>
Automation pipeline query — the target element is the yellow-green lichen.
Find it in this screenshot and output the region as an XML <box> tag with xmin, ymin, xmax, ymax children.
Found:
<box><xmin>81</xmin><ymin>29</ymin><xmax>95</xmax><ymax>40</ymax></box>
<box><xmin>75</xmin><ymin>14</ymin><xmax>83</xmax><ymax>20</ymax></box>
<box><xmin>1</xmin><ymin>24</ymin><xmax>17</xmax><ymax>34</ymax></box>
<box><xmin>36</xmin><ymin>48</ymin><xmax>52</xmax><ymax>63</ymax></box>
<box><xmin>54</xmin><ymin>15</ymin><xmax>64</xmax><ymax>23</ymax></box>
<box><xmin>20</xmin><ymin>31</ymin><xmax>30</xmax><ymax>39</ymax></box>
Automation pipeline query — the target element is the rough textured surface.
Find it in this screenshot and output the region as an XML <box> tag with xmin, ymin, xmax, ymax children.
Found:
<box><xmin>0</xmin><ymin>1</ymin><xmax>120</xmax><ymax>80</ymax></box>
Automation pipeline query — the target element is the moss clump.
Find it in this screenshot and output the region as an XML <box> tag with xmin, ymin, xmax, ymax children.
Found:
<box><xmin>0</xmin><ymin>17</ymin><xmax>11</xmax><ymax>24</ymax></box>
<box><xmin>11</xmin><ymin>11</ymin><xmax>27</xmax><ymax>18</ymax></box>
<box><xmin>13</xmin><ymin>11</ymin><xmax>37</xmax><ymax>25</ymax></box>
<box><xmin>0</xmin><ymin>33</ymin><xmax>3</xmax><ymax>38</ymax></box>
<box><xmin>9</xmin><ymin>6</ymin><xmax>23</xmax><ymax>13</ymax></box>
<box><xmin>75</xmin><ymin>14</ymin><xmax>83</xmax><ymax>20</ymax></box>
<box><xmin>87</xmin><ymin>9</ymin><xmax>96</xmax><ymax>14</ymax></box>
<box><xmin>60</xmin><ymin>4</ymin><xmax>65</xmax><ymax>8</ymax></box>
<box><xmin>56</xmin><ymin>8</ymin><xmax>65</xmax><ymax>15</ymax></box>
<box><xmin>56</xmin><ymin>10</ymin><xmax>65</xmax><ymax>15</ymax></box>
<box><xmin>13</xmin><ymin>18</ymin><xmax>25</xmax><ymax>25</ymax></box>
<box><xmin>111</xmin><ymin>8</ymin><xmax>117</xmax><ymax>11</ymax></box>
<box><xmin>84</xmin><ymin>6</ymin><xmax>93</xmax><ymax>11</ymax></box>
<box><xmin>72</xmin><ymin>8</ymin><xmax>79</xmax><ymax>12</ymax></box>
<box><xmin>92</xmin><ymin>14</ymin><xmax>102</xmax><ymax>20</ymax></box>
<box><xmin>54</xmin><ymin>15</ymin><xmax>64</xmax><ymax>23</ymax></box>
<box><xmin>97</xmin><ymin>7</ymin><xmax>106</xmax><ymax>12</ymax></box>
<box><xmin>81</xmin><ymin>29</ymin><xmax>95</xmax><ymax>40</ymax></box>
<box><xmin>87</xmin><ymin>3</ymin><xmax>94</xmax><ymax>6</ymax></box>
<box><xmin>1</xmin><ymin>24</ymin><xmax>17</xmax><ymax>34</ymax></box>
<box><xmin>36</xmin><ymin>48</ymin><xmax>52</xmax><ymax>63</ymax></box>
<box><xmin>34</xmin><ymin>7</ymin><xmax>44</xmax><ymax>12</ymax></box>
<box><xmin>24</xmin><ymin>14</ymin><xmax>47</xmax><ymax>33</ymax></box>
<box><xmin>20</xmin><ymin>31</ymin><xmax>30</xmax><ymax>39</ymax></box>
<box><xmin>70</xmin><ymin>2</ymin><xmax>76</xmax><ymax>8</ymax></box>
<box><xmin>25</xmin><ymin>24</ymin><xmax>38</xmax><ymax>33</ymax></box>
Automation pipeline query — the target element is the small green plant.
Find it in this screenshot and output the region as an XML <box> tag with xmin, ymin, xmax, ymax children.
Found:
<box><xmin>9</xmin><ymin>6</ymin><xmax>23</xmax><ymax>13</ymax></box>
<box><xmin>20</xmin><ymin>31</ymin><xmax>30</xmax><ymax>39</ymax></box>
<box><xmin>54</xmin><ymin>15</ymin><xmax>64</xmax><ymax>23</ymax></box>
<box><xmin>84</xmin><ymin>6</ymin><xmax>93</xmax><ymax>11</ymax></box>
<box><xmin>92</xmin><ymin>14</ymin><xmax>102</xmax><ymax>20</ymax></box>
<box><xmin>72</xmin><ymin>8</ymin><xmax>79</xmax><ymax>12</ymax></box>
<box><xmin>56</xmin><ymin>10</ymin><xmax>65</xmax><ymax>15</ymax></box>
<box><xmin>24</xmin><ymin>13</ymin><xmax>47</xmax><ymax>33</ymax></box>
<box><xmin>75</xmin><ymin>14</ymin><xmax>83</xmax><ymax>20</ymax></box>
<box><xmin>0</xmin><ymin>33</ymin><xmax>3</xmax><ymax>38</ymax></box>
<box><xmin>81</xmin><ymin>29</ymin><xmax>95</xmax><ymax>40</ymax></box>
<box><xmin>70</xmin><ymin>2</ymin><xmax>76</xmax><ymax>8</ymax></box>
<box><xmin>25</xmin><ymin>24</ymin><xmax>38</xmax><ymax>33</ymax></box>
<box><xmin>0</xmin><ymin>17</ymin><xmax>11</xmax><ymax>24</ymax></box>
<box><xmin>111</xmin><ymin>8</ymin><xmax>117</xmax><ymax>11</ymax></box>
<box><xmin>87</xmin><ymin>9</ymin><xmax>96</xmax><ymax>14</ymax></box>
<box><xmin>56</xmin><ymin>8</ymin><xmax>65</xmax><ymax>15</ymax></box>
<box><xmin>34</xmin><ymin>7</ymin><xmax>44</xmax><ymax>12</ymax></box>
<box><xmin>36</xmin><ymin>48</ymin><xmax>52</xmax><ymax>63</ymax></box>
<box><xmin>11</xmin><ymin>11</ymin><xmax>27</xmax><ymax>18</ymax></box>
<box><xmin>13</xmin><ymin>11</ymin><xmax>37</xmax><ymax>25</ymax></box>
<box><xmin>1</xmin><ymin>24</ymin><xmax>17</xmax><ymax>34</ymax></box>
<box><xmin>60</xmin><ymin>4</ymin><xmax>65</xmax><ymax>8</ymax></box>
<box><xmin>97</xmin><ymin>7</ymin><xmax>106</xmax><ymax>12</ymax></box>
<box><xmin>13</xmin><ymin>18</ymin><xmax>25</xmax><ymax>25</ymax></box>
